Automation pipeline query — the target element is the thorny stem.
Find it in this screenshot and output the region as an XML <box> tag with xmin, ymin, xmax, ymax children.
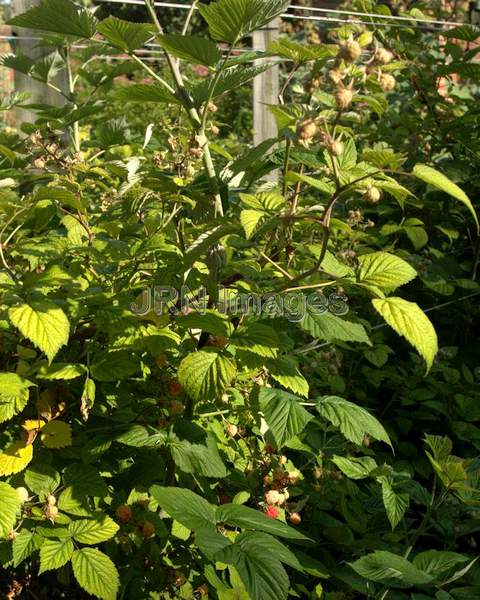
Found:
<box><xmin>64</xmin><ymin>45</ymin><xmax>80</xmax><ymax>154</ymax></box>
<box><xmin>0</xmin><ymin>207</ymin><xmax>28</xmax><ymax>281</ymax></box>
<box><xmin>130</xmin><ymin>54</ymin><xmax>176</xmax><ymax>94</ymax></box>
<box><xmin>181</xmin><ymin>0</ymin><xmax>198</xmax><ymax>36</ymax></box>
<box><xmin>144</xmin><ymin>0</ymin><xmax>223</xmax><ymax>216</ymax></box>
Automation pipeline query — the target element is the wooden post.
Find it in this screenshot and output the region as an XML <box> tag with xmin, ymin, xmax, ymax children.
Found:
<box><xmin>252</xmin><ymin>19</ymin><xmax>279</xmax><ymax>147</ymax></box>
<box><xmin>11</xmin><ymin>0</ymin><xmax>68</xmax><ymax>127</ymax></box>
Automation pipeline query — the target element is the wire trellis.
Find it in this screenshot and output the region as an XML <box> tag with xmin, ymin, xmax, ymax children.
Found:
<box><xmin>94</xmin><ymin>0</ymin><xmax>468</xmax><ymax>29</ymax></box>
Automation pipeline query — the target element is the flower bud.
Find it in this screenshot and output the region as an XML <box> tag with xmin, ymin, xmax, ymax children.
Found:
<box><xmin>265</xmin><ymin>490</ymin><xmax>281</xmax><ymax>505</ymax></box>
<box><xmin>226</xmin><ymin>424</ymin><xmax>238</xmax><ymax>438</ymax></box>
<box><xmin>379</xmin><ymin>73</ymin><xmax>396</xmax><ymax>92</ymax></box>
<box><xmin>328</xmin><ymin>69</ymin><xmax>343</xmax><ymax>84</ymax></box>
<box><xmin>375</xmin><ymin>48</ymin><xmax>393</xmax><ymax>65</ymax></box>
<box><xmin>16</xmin><ymin>487</ymin><xmax>29</xmax><ymax>504</ymax></box>
<box><xmin>339</xmin><ymin>39</ymin><xmax>362</xmax><ymax>63</ymax></box>
<box><xmin>327</xmin><ymin>139</ymin><xmax>344</xmax><ymax>157</ymax></box>
<box><xmin>364</xmin><ymin>185</ymin><xmax>382</xmax><ymax>204</ymax></box>
<box><xmin>296</xmin><ymin>118</ymin><xmax>319</xmax><ymax>142</ymax></box>
<box><xmin>44</xmin><ymin>504</ymin><xmax>58</xmax><ymax>521</ymax></box>
<box><xmin>335</xmin><ymin>88</ymin><xmax>354</xmax><ymax>109</ymax></box>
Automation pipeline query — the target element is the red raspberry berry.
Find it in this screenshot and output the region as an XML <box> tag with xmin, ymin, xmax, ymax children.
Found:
<box><xmin>168</xmin><ymin>379</ymin><xmax>183</xmax><ymax>396</ymax></box>
<box><xmin>116</xmin><ymin>505</ymin><xmax>133</xmax><ymax>523</ymax></box>
<box><xmin>265</xmin><ymin>506</ymin><xmax>279</xmax><ymax>519</ymax></box>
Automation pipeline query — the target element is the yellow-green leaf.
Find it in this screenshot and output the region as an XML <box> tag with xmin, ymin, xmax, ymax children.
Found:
<box><xmin>71</xmin><ymin>548</ymin><xmax>119</xmax><ymax>600</ymax></box>
<box><xmin>0</xmin><ymin>373</ymin><xmax>33</xmax><ymax>423</ymax></box>
<box><xmin>39</xmin><ymin>537</ymin><xmax>74</xmax><ymax>574</ymax></box>
<box><xmin>8</xmin><ymin>301</ymin><xmax>70</xmax><ymax>363</ymax></box>
<box><xmin>178</xmin><ymin>349</ymin><xmax>236</xmax><ymax>401</ymax></box>
<box><xmin>0</xmin><ymin>440</ymin><xmax>33</xmax><ymax>476</ymax></box>
<box><xmin>413</xmin><ymin>164</ymin><xmax>479</xmax><ymax>233</ymax></box>
<box><xmin>69</xmin><ymin>515</ymin><xmax>119</xmax><ymax>545</ymax></box>
<box><xmin>372</xmin><ymin>297</ymin><xmax>438</xmax><ymax>372</ymax></box>
<box><xmin>41</xmin><ymin>421</ymin><xmax>72</xmax><ymax>448</ymax></box>
<box><xmin>0</xmin><ymin>482</ymin><xmax>21</xmax><ymax>538</ymax></box>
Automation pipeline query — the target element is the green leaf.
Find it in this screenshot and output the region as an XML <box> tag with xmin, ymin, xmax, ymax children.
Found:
<box><xmin>90</xmin><ymin>350</ymin><xmax>140</xmax><ymax>382</ymax></box>
<box><xmin>231</xmin><ymin>323</ymin><xmax>280</xmax><ymax>358</ymax></box>
<box><xmin>37</xmin><ymin>363</ymin><xmax>87</xmax><ymax>380</ymax></box>
<box><xmin>177</xmin><ymin>349</ymin><xmax>236</xmax><ymax>401</ymax></box>
<box><xmin>12</xmin><ymin>530</ymin><xmax>42</xmax><ymax>567</ymax></box>
<box><xmin>299</xmin><ymin>307</ymin><xmax>371</xmax><ymax>345</ymax></box>
<box><xmin>69</xmin><ymin>515</ymin><xmax>119</xmax><ymax>545</ymax></box>
<box><xmin>316</xmin><ymin>396</ymin><xmax>392</xmax><ymax>448</ymax></box>
<box><xmin>240</xmin><ymin>209</ymin><xmax>266</xmax><ymax>239</ymax></box>
<box><xmin>0</xmin><ymin>373</ymin><xmax>33</xmax><ymax>423</ymax></box>
<box><xmin>71</xmin><ymin>548</ymin><xmax>119</xmax><ymax>600</ymax></box>
<box><xmin>216</xmin><ymin>504</ymin><xmax>309</xmax><ymax>541</ymax></box>
<box><xmin>214</xmin><ymin>532</ymin><xmax>290</xmax><ymax>600</ymax></box>
<box><xmin>444</xmin><ymin>24</ymin><xmax>480</xmax><ymax>42</ymax></box>
<box><xmin>357</xmin><ymin>252</ymin><xmax>417</xmax><ymax>292</ymax></box>
<box><xmin>267</xmin><ymin>356</ymin><xmax>309</xmax><ymax>398</ymax></box>
<box><xmin>157</xmin><ymin>34</ymin><xmax>221</xmax><ymax>66</ymax></box>
<box><xmin>0</xmin><ymin>483</ymin><xmax>21</xmax><ymax>539</ymax></box>
<box><xmin>372</xmin><ymin>297</ymin><xmax>438</xmax><ymax>372</ymax></box>
<box><xmin>268</xmin><ymin>38</ymin><xmax>337</xmax><ymax>63</ymax></box>
<box><xmin>198</xmin><ymin>0</ymin><xmax>290</xmax><ymax>43</ymax></box>
<box><xmin>331</xmin><ymin>455</ymin><xmax>378</xmax><ymax>480</ymax></box>
<box><xmin>285</xmin><ymin>171</ymin><xmax>335</xmax><ymax>195</ymax></box>
<box><xmin>1</xmin><ymin>53</ymin><xmax>34</xmax><ymax>76</ymax></box>
<box><xmin>58</xmin><ymin>486</ymin><xmax>92</xmax><ymax>516</ymax></box>
<box><xmin>64</xmin><ymin>464</ymin><xmax>108</xmax><ymax>497</ymax></box>
<box><xmin>424</xmin><ymin>434</ymin><xmax>452</xmax><ymax>462</ymax></box>
<box><xmin>149</xmin><ymin>486</ymin><xmax>216</xmax><ymax>530</ymax></box>
<box><xmin>169</xmin><ymin>437</ymin><xmax>228</xmax><ymax>478</ymax></box>
<box><xmin>349</xmin><ymin>551</ymin><xmax>434</xmax><ymax>588</ymax></box>
<box><xmin>96</xmin><ymin>16</ymin><xmax>154</xmax><ymax>52</ymax></box>
<box><xmin>8</xmin><ymin>301</ymin><xmax>70</xmax><ymax>364</ymax></box>
<box><xmin>192</xmin><ymin>64</ymin><xmax>272</xmax><ymax>104</ymax></box>
<box><xmin>115</xmin><ymin>84</ymin><xmax>180</xmax><ymax>105</ymax></box>
<box><xmin>381</xmin><ymin>480</ymin><xmax>409</xmax><ymax>530</ymax></box>
<box><xmin>412</xmin><ymin>164</ymin><xmax>479</xmax><ymax>233</ymax></box>
<box><xmin>24</xmin><ymin>464</ymin><xmax>60</xmax><ymax>496</ymax></box>
<box><xmin>412</xmin><ymin>550</ymin><xmax>469</xmax><ymax>579</ymax></box>
<box><xmin>258</xmin><ymin>387</ymin><xmax>313</xmax><ymax>448</ymax></box>
<box><xmin>176</xmin><ymin>311</ymin><xmax>233</xmax><ymax>337</ymax></box>
<box><xmin>8</xmin><ymin>0</ymin><xmax>97</xmax><ymax>38</ymax></box>
<box><xmin>39</xmin><ymin>538</ymin><xmax>74</xmax><ymax>574</ymax></box>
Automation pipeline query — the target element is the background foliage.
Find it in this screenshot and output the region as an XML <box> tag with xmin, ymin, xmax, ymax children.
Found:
<box><xmin>0</xmin><ymin>0</ymin><xmax>480</xmax><ymax>599</ymax></box>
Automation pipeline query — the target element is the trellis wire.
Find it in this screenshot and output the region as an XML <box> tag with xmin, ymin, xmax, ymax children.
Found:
<box><xmin>294</xmin><ymin>291</ymin><xmax>480</xmax><ymax>355</ymax></box>
<box><xmin>94</xmin><ymin>0</ymin><xmax>467</xmax><ymax>29</ymax></box>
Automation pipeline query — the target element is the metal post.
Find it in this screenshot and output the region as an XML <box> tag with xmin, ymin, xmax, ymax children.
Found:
<box><xmin>11</xmin><ymin>0</ymin><xmax>68</xmax><ymax>127</ymax></box>
<box><xmin>252</xmin><ymin>19</ymin><xmax>280</xmax><ymax>147</ymax></box>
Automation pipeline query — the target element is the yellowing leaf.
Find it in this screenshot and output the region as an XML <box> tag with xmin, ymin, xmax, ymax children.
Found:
<box><xmin>8</xmin><ymin>301</ymin><xmax>70</xmax><ymax>363</ymax></box>
<box><xmin>41</xmin><ymin>421</ymin><xmax>72</xmax><ymax>448</ymax></box>
<box><xmin>372</xmin><ymin>297</ymin><xmax>438</xmax><ymax>372</ymax></box>
<box><xmin>0</xmin><ymin>441</ymin><xmax>33</xmax><ymax>476</ymax></box>
<box><xmin>23</xmin><ymin>419</ymin><xmax>46</xmax><ymax>431</ymax></box>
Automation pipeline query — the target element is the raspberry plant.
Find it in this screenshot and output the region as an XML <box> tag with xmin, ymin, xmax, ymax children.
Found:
<box><xmin>0</xmin><ymin>0</ymin><xmax>480</xmax><ymax>598</ymax></box>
